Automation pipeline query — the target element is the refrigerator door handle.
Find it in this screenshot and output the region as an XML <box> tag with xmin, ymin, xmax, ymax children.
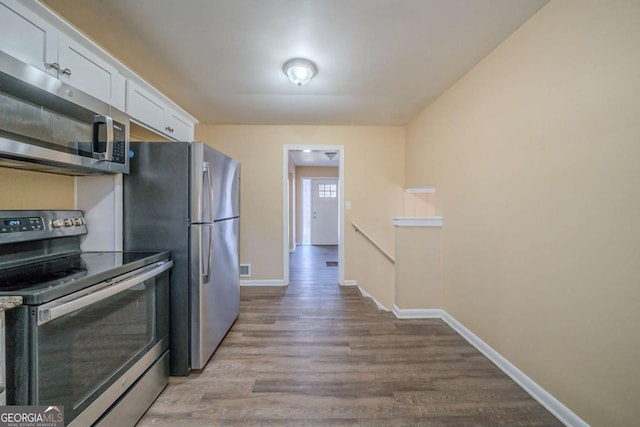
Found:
<box><xmin>199</xmin><ymin>162</ymin><xmax>213</xmax><ymax>223</ymax></box>
<box><xmin>202</xmin><ymin>162</ymin><xmax>214</xmax><ymax>280</ymax></box>
<box><xmin>200</xmin><ymin>224</ymin><xmax>213</xmax><ymax>281</ymax></box>
<box><xmin>199</xmin><ymin>225</ymin><xmax>205</xmax><ymax>280</ymax></box>
<box><xmin>208</xmin><ymin>163</ymin><xmax>215</xmax><ymax>222</ymax></box>
<box><xmin>207</xmin><ymin>223</ymin><xmax>213</xmax><ymax>281</ymax></box>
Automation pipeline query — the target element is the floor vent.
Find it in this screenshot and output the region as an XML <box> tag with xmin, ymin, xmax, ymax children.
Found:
<box><xmin>240</xmin><ymin>264</ymin><xmax>251</xmax><ymax>277</ymax></box>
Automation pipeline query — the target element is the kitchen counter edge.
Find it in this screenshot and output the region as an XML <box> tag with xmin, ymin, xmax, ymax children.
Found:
<box><xmin>0</xmin><ymin>296</ymin><xmax>22</xmax><ymax>311</ymax></box>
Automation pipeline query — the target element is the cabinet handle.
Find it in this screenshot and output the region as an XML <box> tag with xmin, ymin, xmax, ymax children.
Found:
<box><xmin>45</xmin><ymin>62</ymin><xmax>61</xmax><ymax>71</ymax></box>
<box><xmin>165</xmin><ymin>126</ymin><xmax>174</xmax><ymax>133</ymax></box>
<box><xmin>45</xmin><ymin>63</ymin><xmax>71</xmax><ymax>76</ymax></box>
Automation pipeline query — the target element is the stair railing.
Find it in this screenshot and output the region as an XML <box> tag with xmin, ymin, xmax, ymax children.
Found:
<box><xmin>351</xmin><ymin>221</ymin><xmax>395</xmax><ymax>264</ymax></box>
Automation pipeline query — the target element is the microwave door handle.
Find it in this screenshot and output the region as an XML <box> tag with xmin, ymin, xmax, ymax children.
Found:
<box><xmin>93</xmin><ymin>114</ymin><xmax>114</xmax><ymax>161</ymax></box>
<box><xmin>37</xmin><ymin>260</ymin><xmax>173</xmax><ymax>326</ymax></box>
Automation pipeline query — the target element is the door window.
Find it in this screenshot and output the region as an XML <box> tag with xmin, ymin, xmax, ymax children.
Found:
<box><xmin>318</xmin><ymin>184</ymin><xmax>337</xmax><ymax>198</ymax></box>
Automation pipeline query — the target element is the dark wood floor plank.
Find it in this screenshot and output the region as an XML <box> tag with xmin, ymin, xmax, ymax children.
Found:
<box><xmin>137</xmin><ymin>245</ymin><xmax>561</xmax><ymax>426</ymax></box>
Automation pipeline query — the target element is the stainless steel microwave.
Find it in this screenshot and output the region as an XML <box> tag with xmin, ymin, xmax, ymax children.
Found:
<box><xmin>0</xmin><ymin>51</ymin><xmax>129</xmax><ymax>175</ymax></box>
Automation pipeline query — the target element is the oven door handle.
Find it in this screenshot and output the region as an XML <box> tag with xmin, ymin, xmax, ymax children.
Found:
<box><xmin>37</xmin><ymin>260</ymin><xmax>173</xmax><ymax>326</ymax></box>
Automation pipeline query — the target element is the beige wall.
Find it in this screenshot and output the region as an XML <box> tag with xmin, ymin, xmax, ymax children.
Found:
<box><xmin>196</xmin><ymin>125</ymin><xmax>404</xmax><ymax>307</ymax></box>
<box><xmin>394</xmin><ymin>227</ymin><xmax>440</xmax><ymax>309</ymax></box>
<box><xmin>294</xmin><ymin>166</ymin><xmax>339</xmax><ymax>245</ymax></box>
<box><xmin>0</xmin><ymin>168</ymin><xmax>74</xmax><ymax>209</ymax></box>
<box><xmin>405</xmin><ymin>1</ymin><xmax>640</xmax><ymax>425</ymax></box>
<box><xmin>402</xmin><ymin>192</ymin><xmax>436</xmax><ymax>217</ymax></box>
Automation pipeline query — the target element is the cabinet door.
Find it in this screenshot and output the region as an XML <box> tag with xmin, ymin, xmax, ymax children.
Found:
<box><xmin>127</xmin><ymin>80</ymin><xmax>166</xmax><ymax>133</ymax></box>
<box><xmin>166</xmin><ymin>110</ymin><xmax>194</xmax><ymax>141</ymax></box>
<box><xmin>58</xmin><ymin>34</ymin><xmax>126</xmax><ymax>110</ymax></box>
<box><xmin>0</xmin><ymin>0</ymin><xmax>57</xmax><ymax>75</ymax></box>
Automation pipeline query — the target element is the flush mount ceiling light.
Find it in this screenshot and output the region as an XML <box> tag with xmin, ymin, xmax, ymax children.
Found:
<box><xmin>283</xmin><ymin>58</ymin><xmax>317</xmax><ymax>87</ymax></box>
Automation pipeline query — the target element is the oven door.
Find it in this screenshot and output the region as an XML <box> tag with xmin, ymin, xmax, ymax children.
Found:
<box><xmin>7</xmin><ymin>260</ymin><xmax>171</xmax><ymax>426</ymax></box>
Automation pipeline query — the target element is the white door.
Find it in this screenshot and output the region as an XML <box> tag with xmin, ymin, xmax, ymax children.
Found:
<box><xmin>311</xmin><ymin>178</ymin><xmax>339</xmax><ymax>245</ymax></box>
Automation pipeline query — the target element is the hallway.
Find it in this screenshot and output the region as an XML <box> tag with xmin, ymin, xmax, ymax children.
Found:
<box><xmin>138</xmin><ymin>246</ymin><xmax>560</xmax><ymax>426</ymax></box>
<box><xmin>289</xmin><ymin>245</ymin><xmax>339</xmax><ymax>285</ymax></box>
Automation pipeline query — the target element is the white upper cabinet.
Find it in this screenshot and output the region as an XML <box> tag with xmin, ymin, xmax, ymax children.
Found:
<box><xmin>166</xmin><ymin>110</ymin><xmax>194</xmax><ymax>142</ymax></box>
<box><xmin>1</xmin><ymin>0</ymin><xmax>197</xmax><ymax>137</ymax></box>
<box><xmin>127</xmin><ymin>80</ymin><xmax>195</xmax><ymax>141</ymax></box>
<box><xmin>0</xmin><ymin>0</ymin><xmax>57</xmax><ymax>75</ymax></box>
<box><xmin>0</xmin><ymin>0</ymin><xmax>125</xmax><ymax>110</ymax></box>
<box><xmin>127</xmin><ymin>80</ymin><xmax>166</xmax><ymax>133</ymax></box>
<box><xmin>57</xmin><ymin>34</ymin><xmax>126</xmax><ymax>111</ymax></box>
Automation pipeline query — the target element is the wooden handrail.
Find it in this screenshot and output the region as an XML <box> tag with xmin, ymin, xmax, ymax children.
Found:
<box><xmin>351</xmin><ymin>221</ymin><xmax>395</xmax><ymax>264</ymax></box>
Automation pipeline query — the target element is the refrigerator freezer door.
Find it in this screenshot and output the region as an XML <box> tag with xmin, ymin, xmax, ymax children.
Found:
<box><xmin>189</xmin><ymin>218</ymin><xmax>240</xmax><ymax>370</ymax></box>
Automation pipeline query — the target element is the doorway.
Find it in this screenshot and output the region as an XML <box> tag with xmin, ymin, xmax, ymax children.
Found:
<box><xmin>283</xmin><ymin>145</ymin><xmax>345</xmax><ymax>286</ymax></box>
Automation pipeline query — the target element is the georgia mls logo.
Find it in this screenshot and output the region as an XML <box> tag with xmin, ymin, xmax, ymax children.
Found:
<box><xmin>0</xmin><ymin>405</ymin><xmax>64</xmax><ymax>427</ymax></box>
<box><xmin>43</xmin><ymin>406</ymin><xmax>63</xmax><ymax>420</ymax></box>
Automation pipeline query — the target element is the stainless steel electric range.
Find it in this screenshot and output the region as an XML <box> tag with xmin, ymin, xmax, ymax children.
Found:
<box><xmin>0</xmin><ymin>210</ymin><xmax>172</xmax><ymax>426</ymax></box>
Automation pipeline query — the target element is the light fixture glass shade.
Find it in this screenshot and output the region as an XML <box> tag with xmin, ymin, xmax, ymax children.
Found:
<box><xmin>284</xmin><ymin>58</ymin><xmax>317</xmax><ymax>87</ymax></box>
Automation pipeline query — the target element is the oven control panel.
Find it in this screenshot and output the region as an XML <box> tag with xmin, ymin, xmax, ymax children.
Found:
<box><xmin>0</xmin><ymin>216</ymin><xmax>45</xmax><ymax>234</ymax></box>
<box><xmin>0</xmin><ymin>210</ymin><xmax>87</xmax><ymax>244</ymax></box>
<box><xmin>51</xmin><ymin>216</ymin><xmax>85</xmax><ymax>229</ymax></box>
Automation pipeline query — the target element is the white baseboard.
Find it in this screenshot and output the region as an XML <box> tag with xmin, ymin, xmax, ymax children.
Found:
<box><xmin>240</xmin><ymin>279</ymin><xmax>286</xmax><ymax>287</ymax></box>
<box><xmin>390</xmin><ymin>307</ymin><xmax>588</xmax><ymax>427</ymax></box>
<box><xmin>357</xmin><ymin>286</ymin><xmax>389</xmax><ymax>311</ymax></box>
<box><xmin>440</xmin><ymin>312</ymin><xmax>588</xmax><ymax>427</ymax></box>
<box><xmin>393</xmin><ymin>306</ymin><xmax>445</xmax><ymax>319</ymax></box>
<box><xmin>341</xmin><ymin>280</ymin><xmax>357</xmax><ymax>286</ymax></box>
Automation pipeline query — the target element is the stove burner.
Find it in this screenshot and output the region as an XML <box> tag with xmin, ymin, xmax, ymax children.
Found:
<box><xmin>0</xmin><ymin>254</ymin><xmax>88</xmax><ymax>291</ymax></box>
<box><xmin>0</xmin><ymin>251</ymin><xmax>168</xmax><ymax>304</ymax></box>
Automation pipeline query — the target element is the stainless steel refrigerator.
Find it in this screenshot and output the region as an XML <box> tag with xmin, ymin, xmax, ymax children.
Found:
<box><xmin>123</xmin><ymin>141</ymin><xmax>240</xmax><ymax>375</ymax></box>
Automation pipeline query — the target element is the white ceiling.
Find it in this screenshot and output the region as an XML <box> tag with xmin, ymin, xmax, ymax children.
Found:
<box><xmin>45</xmin><ymin>0</ymin><xmax>548</xmax><ymax>125</ymax></box>
<box><xmin>290</xmin><ymin>150</ymin><xmax>340</xmax><ymax>167</ymax></box>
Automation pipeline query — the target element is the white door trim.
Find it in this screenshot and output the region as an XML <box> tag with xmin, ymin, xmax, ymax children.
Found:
<box><xmin>283</xmin><ymin>145</ymin><xmax>345</xmax><ymax>285</ymax></box>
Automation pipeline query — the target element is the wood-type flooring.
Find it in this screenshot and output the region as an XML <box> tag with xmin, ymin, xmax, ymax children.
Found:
<box><xmin>138</xmin><ymin>245</ymin><xmax>561</xmax><ymax>426</ymax></box>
